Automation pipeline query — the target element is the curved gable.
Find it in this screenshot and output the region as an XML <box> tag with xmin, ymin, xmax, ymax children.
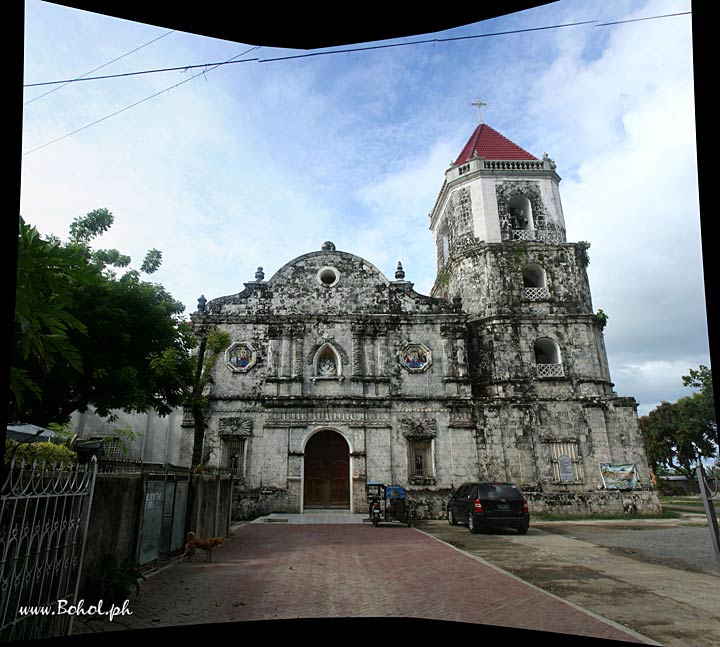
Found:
<box><xmin>205</xmin><ymin>247</ymin><xmax>452</xmax><ymax>316</ymax></box>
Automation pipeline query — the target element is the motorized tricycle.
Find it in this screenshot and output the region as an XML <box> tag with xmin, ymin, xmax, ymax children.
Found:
<box><xmin>366</xmin><ymin>482</ymin><xmax>412</xmax><ymax>527</ymax></box>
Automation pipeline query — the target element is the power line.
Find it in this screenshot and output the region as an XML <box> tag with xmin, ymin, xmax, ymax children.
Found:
<box><xmin>24</xmin><ymin>29</ymin><xmax>176</xmax><ymax>105</ymax></box>
<box><xmin>595</xmin><ymin>11</ymin><xmax>691</xmax><ymax>27</ymax></box>
<box><xmin>22</xmin><ymin>10</ymin><xmax>691</xmax><ymax>156</ymax></box>
<box><xmin>23</xmin><ymin>12</ymin><xmax>690</xmax><ymax>88</ymax></box>
<box><xmin>22</xmin><ymin>45</ymin><xmax>261</xmax><ymax>156</ymax></box>
<box><xmin>24</xmin><ymin>57</ymin><xmax>259</xmax><ymax>88</ymax></box>
<box><xmin>257</xmin><ymin>20</ymin><xmax>599</xmax><ymax>63</ymax></box>
<box><xmin>24</xmin><ymin>20</ymin><xmax>599</xmax><ymax>86</ymax></box>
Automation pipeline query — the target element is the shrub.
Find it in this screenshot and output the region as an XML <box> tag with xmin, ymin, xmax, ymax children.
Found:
<box><xmin>5</xmin><ymin>439</ymin><xmax>77</xmax><ymax>467</ymax></box>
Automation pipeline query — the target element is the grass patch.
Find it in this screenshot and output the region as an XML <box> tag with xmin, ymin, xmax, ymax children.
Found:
<box><xmin>532</xmin><ymin>509</ymin><xmax>683</xmax><ymax>522</ymax></box>
<box><xmin>660</xmin><ymin>495</ymin><xmax>719</xmax><ymax>511</ymax></box>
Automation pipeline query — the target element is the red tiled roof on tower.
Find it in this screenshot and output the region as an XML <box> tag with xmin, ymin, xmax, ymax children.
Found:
<box><xmin>454</xmin><ymin>123</ymin><xmax>537</xmax><ymax>165</ymax></box>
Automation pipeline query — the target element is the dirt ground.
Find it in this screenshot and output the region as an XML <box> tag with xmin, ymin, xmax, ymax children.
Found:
<box><xmin>416</xmin><ymin>514</ymin><xmax>720</xmax><ymax>647</ymax></box>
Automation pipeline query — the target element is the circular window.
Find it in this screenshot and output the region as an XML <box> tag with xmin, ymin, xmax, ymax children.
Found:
<box><xmin>317</xmin><ymin>266</ymin><xmax>340</xmax><ymax>288</ymax></box>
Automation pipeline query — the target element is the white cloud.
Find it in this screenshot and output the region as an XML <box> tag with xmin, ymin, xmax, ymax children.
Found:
<box><xmin>19</xmin><ymin>0</ymin><xmax>705</xmax><ymax>410</ymax></box>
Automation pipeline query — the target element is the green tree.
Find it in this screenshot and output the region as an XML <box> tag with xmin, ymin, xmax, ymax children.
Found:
<box><xmin>639</xmin><ymin>366</ymin><xmax>718</xmax><ymax>480</ymax></box>
<box><xmin>682</xmin><ymin>365</ymin><xmax>717</xmax><ymax>439</ymax></box>
<box><xmin>150</xmin><ymin>327</ymin><xmax>230</xmax><ymax>467</ymax></box>
<box><xmin>11</xmin><ymin>212</ymin><xmax>193</xmax><ymax>428</ymax></box>
<box><xmin>12</xmin><ymin>216</ymin><xmax>93</xmax><ymax>410</ymax></box>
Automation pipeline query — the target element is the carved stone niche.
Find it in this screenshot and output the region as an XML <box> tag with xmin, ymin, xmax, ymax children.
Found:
<box><xmin>402</xmin><ymin>418</ymin><xmax>437</xmax><ymax>486</ymax></box>
<box><xmin>218</xmin><ymin>417</ymin><xmax>254</xmax><ymax>438</ymax></box>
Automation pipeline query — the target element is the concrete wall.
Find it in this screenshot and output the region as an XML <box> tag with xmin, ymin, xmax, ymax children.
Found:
<box><xmin>187</xmin><ymin>474</ymin><xmax>233</xmax><ymax>539</ymax></box>
<box><xmin>79</xmin><ymin>471</ymin><xmax>232</xmax><ymax>601</ymax></box>
<box><xmin>78</xmin><ymin>474</ymin><xmax>145</xmax><ymax>601</ymax></box>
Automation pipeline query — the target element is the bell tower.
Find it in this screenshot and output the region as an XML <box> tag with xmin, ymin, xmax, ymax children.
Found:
<box><xmin>429</xmin><ymin>105</ymin><xmax>613</xmax><ymax>400</ymax></box>
<box><xmin>421</xmin><ymin>100</ymin><xmax>659</xmax><ymax>510</ymax></box>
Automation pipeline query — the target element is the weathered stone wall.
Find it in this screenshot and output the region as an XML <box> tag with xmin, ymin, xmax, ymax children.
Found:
<box><xmin>525</xmin><ymin>490</ymin><xmax>662</xmax><ymax>516</ymax></box>
<box><xmin>436</xmin><ymin>242</ymin><xmax>593</xmax><ymax>318</ymax></box>
<box><xmin>470</xmin><ymin>315</ymin><xmax>614</xmax><ymax>398</ymax></box>
<box><xmin>474</xmin><ymin>398</ymin><xmax>653</xmax><ymax>494</ymax></box>
<box><xmin>231</xmin><ymin>483</ymin><xmax>290</xmax><ymax>519</ymax></box>
<box><xmin>430</xmin><ymin>164</ymin><xmax>566</xmax><ymax>249</ymax></box>
<box><xmin>193</xmin><ymin>242</ymin><xmax>655</xmax><ymax>522</ymax></box>
<box><xmin>388</xmin><ymin>489</ymin><xmax>663</xmax><ymax>520</ymax></box>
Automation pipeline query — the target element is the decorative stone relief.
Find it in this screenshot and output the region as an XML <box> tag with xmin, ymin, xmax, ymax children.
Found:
<box><xmin>401</xmin><ymin>418</ymin><xmax>437</xmax><ymax>439</ymax></box>
<box><xmin>218</xmin><ymin>417</ymin><xmax>253</xmax><ymax>437</ymax></box>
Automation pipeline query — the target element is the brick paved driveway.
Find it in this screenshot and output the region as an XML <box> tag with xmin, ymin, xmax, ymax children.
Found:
<box><xmin>72</xmin><ymin>523</ymin><xmax>654</xmax><ymax>643</ymax></box>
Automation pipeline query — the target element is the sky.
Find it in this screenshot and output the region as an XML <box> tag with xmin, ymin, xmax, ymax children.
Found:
<box><xmin>19</xmin><ymin>0</ymin><xmax>705</xmax><ymax>417</ymax></box>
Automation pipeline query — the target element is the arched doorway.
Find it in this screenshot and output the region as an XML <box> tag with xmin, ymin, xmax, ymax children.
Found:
<box><xmin>304</xmin><ymin>430</ymin><xmax>350</xmax><ymax>509</ymax></box>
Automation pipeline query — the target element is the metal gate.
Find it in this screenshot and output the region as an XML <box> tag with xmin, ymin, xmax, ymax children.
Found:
<box><xmin>137</xmin><ymin>471</ymin><xmax>190</xmax><ymax>572</ymax></box>
<box><xmin>0</xmin><ymin>458</ymin><xmax>97</xmax><ymax>641</ymax></box>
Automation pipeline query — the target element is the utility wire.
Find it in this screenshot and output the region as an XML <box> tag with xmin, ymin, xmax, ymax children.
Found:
<box><xmin>258</xmin><ymin>20</ymin><xmax>599</xmax><ymax>63</ymax></box>
<box><xmin>24</xmin><ymin>11</ymin><xmax>691</xmax><ymax>89</ymax></box>
<box><xmin>22</xmin><ymin>10</ymin><xmax>690</xmax><ymax>156</ymax></box>
<box><xmin>22</xmin><ymin>45</ymin><xmax>261</xmax><ymax>156</ymax></box>
<box><xmin>24</xmin><ymin>57</ymin><xmax>259</xmax><ymax>88</ymax></box>
<box><xmin>595</xmin><ymin>11</ymin><xmax>691</xmax><ymax>27</ymax></box>
<box><xmin>24</xmin><ymin>29</ymin><xmax>176</xmax><ymax>105</ymax></box>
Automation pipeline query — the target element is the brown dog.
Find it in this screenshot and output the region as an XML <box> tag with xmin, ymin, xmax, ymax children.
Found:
<box><xmin>180</xmin><ymin>531</ymin><xmax>224</xmax><ymax>563</ymax></box>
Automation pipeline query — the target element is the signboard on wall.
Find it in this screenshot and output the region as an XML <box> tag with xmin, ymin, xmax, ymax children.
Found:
<box><xmin>599</xmin><ymin>463</ymin><xmax>639</xmax><ymax>490</ymax></box>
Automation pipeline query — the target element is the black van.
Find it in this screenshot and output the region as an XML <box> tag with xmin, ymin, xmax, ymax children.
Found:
<box><xmin>447</xmin><ymin>482</ymin><xmax>530</xmax><ymax>534</ymax></box>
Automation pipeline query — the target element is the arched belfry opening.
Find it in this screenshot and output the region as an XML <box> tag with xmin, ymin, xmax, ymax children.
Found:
<box><xmin>509</xmin><ymin>195</ymin><xmax>534</xmax><ymax>240</ymax></box>
<box><xmin>534</xmin><ymin>337</ymin><xmax>564</xmax><ymax>378</ymax></box>
<box><xmin>523</xmin><ymin>263</ymin><xmax>546</xmax><ymax>288</ymax></box>
<box><xmin>303</xmin><ymin>430</ymin><xmax>350</xmax><ymax>510</ymax></box>
<box><xmin>523</xmin><ymin>263</ymin><xmax>550</xmax><ymax>300</ymax></box>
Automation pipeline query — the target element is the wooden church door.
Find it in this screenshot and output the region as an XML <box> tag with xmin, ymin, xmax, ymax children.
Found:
<box><xmin>304</xmin><ymin>430</ymin><xmax>350</xmax><ymax>509</ymax></box>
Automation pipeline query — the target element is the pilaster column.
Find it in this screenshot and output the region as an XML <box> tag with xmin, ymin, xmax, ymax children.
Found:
<box><xmin>351</xmin><ymin>323</ymin><xmax>364</xmax><ymax>377</ymax></box>
<box><xmin>364</xmin><ymin>329</ymin><xmax>375</xmax><ymax>377</ymax></box>
<box><xmin>291</xmin><ymin>325</ymin><xmax>304</xmax><ymax>378</ymax></box>
<box><xmin>280</xmin><ymin>329</ymin><xmax>291</xmax><ymax>377</ymax></box>
<box><xmin>376</xmin><ymin>329</ymin><xmax>387</xmax><ymax>377</ymax></box>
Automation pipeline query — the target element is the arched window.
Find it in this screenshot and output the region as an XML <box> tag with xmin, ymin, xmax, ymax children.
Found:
<box><xmin>534</xmin><ymin>338</ymin><xmax>564</xmax><ymax>378</ymax></box>
<box><xmin>509</xmin><ymin>195</ymin><xmax>534</xmax><ymax>241</ymax></box>
<box><xmin>522</xmin><ymin>264</ymin><xmax>550</xmax><ymax>300</ymax></box>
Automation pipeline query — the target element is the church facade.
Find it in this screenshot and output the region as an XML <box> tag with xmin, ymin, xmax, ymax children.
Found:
<box><xmin>191</xmin><ymin>120</ymin><xmax>661</xmax><ymax>519</ymax></box>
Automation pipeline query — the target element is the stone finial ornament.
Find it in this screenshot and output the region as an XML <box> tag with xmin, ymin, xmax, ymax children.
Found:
<box><xmin>255</xmin><ymin>267</ymin><xmax>265</xmax><ymax>281</ymax></box>
<box><xmin>395</xmin><ymin>261</ymin><xmax>406</xmax><ymax>280</ymax></box>
<box><xmin>197</xmin><ymin>295</ymin><xmax>207</xmax><ymax>312</ymax></box>
<box><xmin>321</xmin><ymin>241</ymin><xmax>336</xmax><ymax>251</ymax></box>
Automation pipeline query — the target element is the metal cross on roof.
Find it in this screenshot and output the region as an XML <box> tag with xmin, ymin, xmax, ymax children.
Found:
<box><xmin>470</xmin><ymin>97</ymin><xmax>488</xmax><ymax>123</ymax></box>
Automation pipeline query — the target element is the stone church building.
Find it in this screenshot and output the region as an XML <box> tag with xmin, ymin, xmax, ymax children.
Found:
<box><xmin>191</xmin><ymin>119</ymin><xmax>661</xmax><ymax>519</ymax></box>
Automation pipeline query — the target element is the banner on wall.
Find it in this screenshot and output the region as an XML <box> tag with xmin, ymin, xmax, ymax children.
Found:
<box><xmin>599</xmin><ymin>463</ymin><xmax>639</xmax><ymax>490</ymax></box>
